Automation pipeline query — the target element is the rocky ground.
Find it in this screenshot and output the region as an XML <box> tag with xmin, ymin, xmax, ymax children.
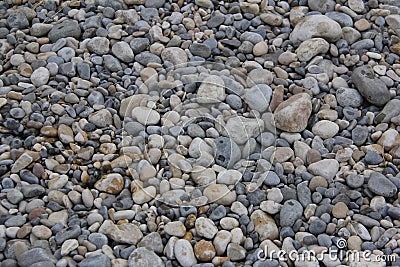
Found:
<box><xmin>1</xmin><ymin>0</ymin><xmax>400</xmax><ymax>266</ymax></box>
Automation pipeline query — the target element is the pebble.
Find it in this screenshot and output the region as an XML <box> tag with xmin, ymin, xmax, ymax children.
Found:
<box><xmin>290</xmin><ymin>15</ymin><xmax>342</xmax><ymax>43</ymax></box>
<box><xmin>175</xmin><ymin>239</ymin><xmax>197</xmax><ymax>266</ymax></box>
<box><xmin>312</xmin><ymin>120</ymin><xmax>339</xmax><ymax>139</ymax></box>
<box><xmin>30</xmin><ymin>67</ymin><xmax>50</xmax><ymax>87</ymax></box>
<box><xmin>296</xmin><ymin>38</ymin><xmax>330</xmax><ymax>62</ymax></box>
<box><xmin>128</xmin><ymin>247</ymin><xmax>164</xmax><ymax>267</ymax></box>
<box><xmin>367</xmin><ymin>172</ymin><xmax>398</xmax><ymax>197</ymax></box>
<box><xmin>274</xmin><ymin>93</ymin><xmax>312</xmax><ymax>132</ymax></box>
<box><xmin>352</xmin><ymin>66</ymin><xmax>390</xmax><ymax>106</ymax></box>
<box><xmin>308</xmin><ymin>159</ymin><xmax>339</xmax><ymax>180</ymax></box>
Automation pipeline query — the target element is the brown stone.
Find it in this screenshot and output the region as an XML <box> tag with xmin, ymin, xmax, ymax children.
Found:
<box><xmin>390</xmin><ymin>43</ymin><xmax>400</xmax><ymax>55</ymax></box>
<box><xmin>194</xmin><ymin>240</ymin><xmax>216</xmax><ymax>261</ymax></box>
<box><xmin>28</xmin><ymin>208</ymin><xmax>47</xmax><ymax>220</ymax></box>
<box><xmin>306</xmin><ymin>149</ymin><xmax>321</xmax><ymax>165</ymax></box>
<box><xmin>354</xmin><ymin>18</ymin><xmax>371</xmax><ymax>31</ymax></box>
<box><xmin>332</xmin><ymin>202</ymin><xmax>349</xmax><ymax>219</ymax></box>
<box><xmin>309</xmin><ymin>176</ymin><xmax>328</xmax><ymax>191</ymax></box>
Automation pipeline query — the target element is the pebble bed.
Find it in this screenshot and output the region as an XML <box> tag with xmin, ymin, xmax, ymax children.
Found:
<box><xmin>1</xmin><ymin>0</ymin><xmax>400</xmax><ymax>266</ymax></box>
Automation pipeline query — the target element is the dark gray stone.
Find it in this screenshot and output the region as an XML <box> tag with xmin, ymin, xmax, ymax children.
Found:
<box><xmin>352</xmin><ymin>66</ymin><xmax>390</xmax><ymax>106</ymax></box>
<box><xmin>130</xmin><ymin>38</ymin><xmax>150</xmax><ymax>54</ymax></box>
<box><xmin>103</xmin><ymin>55</ymin><xmax>122</xmax><ymax>72</ymax></box>
<box><xmin>214</xmin><ymin>137</ymin><xmax>241</xmax><ymax>168</ymax></box>
<box><xmin>297</xmin><ymin>181</ymin><xmax>312</xmax><ymax>207</ymax></box>
<box><xmin>351</xmin><ymin>125</ymin><xmax>368</xmax><ymax>146</ymax></box>
<box><xmin>7</xmin><ymin>12</ymin><xmax>29</xmax><ymax>29</ymax></box>
<box><xmin>78</xmin><ymin>254</ymin><xmax>111</xmax><ymax>267</ymax></box>
<box><xmin>309</xmin><ymin>218</ymin><xmax>327</xmax><ymax>235</ymax></box>
<box><xmin>18</xmin><ymin>248</ymin><xmax>57</xmax><ymax>267</ymax></box>
<box><xmin>48</xmin><ymin>20</ymin><xmax>81</xmax><ymax>42</ymax></box>
<box><xmin>365</xmin><ymin>151</ymin><xmax>383</xmax><ymax>165</ymax></box>
<box><xmin>280</xmin><ymin>200</ymin><xmax>303</xmax><ymax>227</ymax></box>
<box><xmin>367</xmin><ymin>172</ymin><xmax>397</xmax><ymax>197</ymax></box>
<box><xmin>190</xmin><ymin>43</ymin><xmax>212</xmax><ymax>58</ymax></box>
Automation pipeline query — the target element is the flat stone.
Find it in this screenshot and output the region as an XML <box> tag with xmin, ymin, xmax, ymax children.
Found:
<box><xmin>308</xmin><ymin>0</ymin><xmax>335</xmax><ymax>13</ymax></box>
<box><xmin>190</xmin><ymin>43</ymin><xmax>212</xmax><ymax>58</ymax></box>
<box><xmin>18</xmin><ymin>248</ymin><xmax>56</xmax><ymax>267</ymax></box>
<box><xmin>11</xmin><ymin>153</ymin><xmax>33</xmax><ymax>173</ymax></box>
<box><xmin>112</xmin><ymin>41</ymin><xmax>135</xmax><ymax>62</ymax></box>
<box><xmin>375</xmin><ymin>99</ymin><xmax>400</xmax><ymax>123</ymax></box>
<box><xmin>290</xmin><ymin>15</ymin><xmax>342</xmax><ymax>43</ymax></box>
<box><xmin>87</xmin><ymin>37</ymin><xmax>110</xmax><ymax>55</ymax></box>
<box><xmin>312</xmin><ymin>120</ymin><xmax>339</xmax><ymax>139</ymax></box>
<box><xmin>195</xmin><ymin>217</ymin><xmax>218</xmax><ymax>239</ymax></box>
<box><xmin>31</xmin><ymin>67</ymin><xmax>49</xmax><ymax>87</ymax></box>
<box><xmin>197</xmin><ymin>75</ymin><xmax>226</xmax><ymax>103</ymax></box>
<box><xmin>194</xmin><ymin>240</ymin><xmax>215</xmax><ymax>262</ymax></box>
<box><xmin>131</xmin><ymin>107</ymin><xmax>160</xmax><ymax>125</ymax></box>
<box><xmin>227</xmin><ymin>243</ymin><xmax>246</xmax><ymax>261</ymax></box>
<box><xmin>79</xmin><ymin>254</ymin><xmax>111</xmax><ymax>267</ymax></box>
<box><xmin>203</xmin><ymin>184</ymin><xmax>237</xmax><ymax>205</ymax></box>
<box><xmin>88</xmin><ymin>109</ymin><xmax>113</xmax><ymax>128</ymax></box>
<box><xmin>225</xmin><ymin>116</ymin><xmax>264</xmax><ymax>145</ymax></box>
<box><xmin>280</xmin><ymin>199</ymin><xmax>303</xmax><ymax>227</ymax></box>
<box><xmin>61</xmin><ymin>239</ymin><xmax>79</xmax><ymax>256</ymax></box>
<box><xmin>48</xmin><ymin>20</ymin><xmax>81</xmax><ymax>42</ymax></box>
<box><xmin>164</xmin><ymin>221</ymin><xmax>186</xmax><ymax>237</ymax></box>
<box><xmin>296</xmin><ymin>38</ymin><xmax>329</xmax><ymax>62</ymax></box>
<box><xmin>352</xmin><ymin>66</ymin><xmax>390</xmax><ymax>106</ymax></box>
<box><xmin>336</xmin><ymin>87</ymin><xmax>363</xmax><ymax>108</ymax></box>
<box><xmin>161</xmin><ymin>47</ymin><xmax>187</xmax><ymax>65</ymax></box>
<box><xmin>99</xmin><ymin>220</ymin><xmax>143</xmax><ymax>245</ymax></box>
<box><xmin>367</xmin><ymin>172</ymin><xmax>397</xmax><ymax>197</ymax></box>
<box><xmin>244</xmin><ymin>84</ymin><xmax>272</xmax><ymax>113</ymax></box>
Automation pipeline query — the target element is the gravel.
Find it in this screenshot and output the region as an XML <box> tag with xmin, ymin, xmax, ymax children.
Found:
<box><xmin>1</xmin><ymin>0</ymin><xmax>400</xmax><ymax>266</ymax></box>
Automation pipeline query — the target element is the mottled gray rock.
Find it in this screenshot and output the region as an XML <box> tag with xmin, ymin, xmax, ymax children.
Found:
<box><xmin>375</xmin><ymin>99</ymin><xmax>400</xmax><ymax>123</ymax></box>
<box><xmin>352</xmin><ymin>66</ymin><xmax>390</xmax><ymax>106</ymax></box>
<box><xmin>368</xmin><ymin>172</ymin><xmax>397</xmax><ymax>197</ymax></box>
<box><xmin>48</xmin><ymin>20</ymin><xmax>81</xmax><ymax>42</ymax></box>
<box><xmin>336</xmin><ymin>87</ymin><xmax>363</xmax><ymax>107</ymax></box>
<box><xmin>18</xmin><ymin>248</ymin><xmax>57</xmax><ymax>267</ymax></box>
<box><xmin>7</xmin><ymin>11</ymin><xmax>29</xmax><ymax>29</ymax></box>
<box><xmin>274</xmin><ymin>93</ymin><xmax>312</xmax><ymax>132</ymax></box>
<box><xmin>244</xmin><ymin>84</ymin><xmax>272</xmax><ymax>113</ymax></box>
<box><xmin>308</xmin><ymin>0</ymin><xmax>335</xmax><ymax>13</ymax></box>
<box><xmin>78</xmin><ymin>254</ymin><xmax>111</xmax><ymax>267</ymax></box>
<box><xmin>190</xmin><ymin>43</ymin><xmax>212</xmax><ymax>58</ymax></box>
<box><xmin>280</xmin><ymin>200</ymin><xmax>303</xmax><ymax>227</ymax></box>
<box><xmin>128</xmin><ymin>247</ymin><xmax>164</xmax><ymax>267</ymax></box>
